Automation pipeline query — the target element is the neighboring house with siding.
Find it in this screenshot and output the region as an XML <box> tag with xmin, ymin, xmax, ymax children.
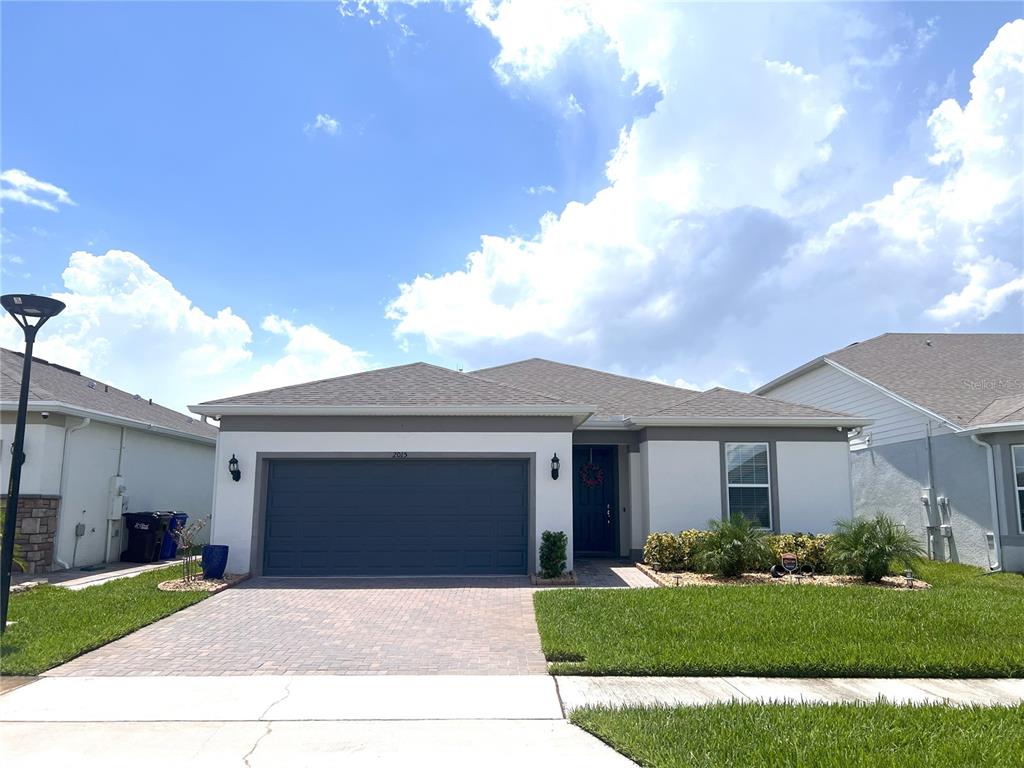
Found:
<box><xmin>755</xmin><ymin>333</ymin><xmax>1024</xmax><ymax>573</ymax></box>
<box><xmin>189</xmin><ymin>358</ymin><xmax>869</xmax><ymax>577</ymax></box>
<box><xmin>0</xmin><ymin>348</ymin><xmax>217</xmax><ymax>573</ymax></box>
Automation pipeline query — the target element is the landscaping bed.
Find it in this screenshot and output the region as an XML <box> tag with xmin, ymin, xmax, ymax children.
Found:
<box><xmin>534</xmin><ymin>562</ymin><xmax>1024</xmax><ymax>677</ymax></box>
<box><xmin>158</xmin><ymin>573</ymin><xmax>248</xmax><ymax>592</ymax></box>
<box><xmin>636</xmin><ymin>562</ymin><xmax>930</xmax><ymax>590</ymax></box>
<box><xmin>572</xmin><ymin>701</ymin><xmax>1024</xmax><ymax>768</ymax></box>
<box><xmin>1</xmin><ymin>565</ymin><xmax>212</xmax><ymax>676</ymax></box>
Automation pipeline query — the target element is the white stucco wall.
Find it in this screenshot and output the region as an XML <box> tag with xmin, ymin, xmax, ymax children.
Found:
<box><xmin>0</xmin><ymin>421</ymin><xmax>65</xmax><ymax>495</ymax></box>
<box><xmin>776</xmin><ymin>441</ymin><xmax>853</xmax><ymax>533</ymax></box>
<box><xmin>56</xmin><ymin>421</ymin><xmax>215</xmax><ymax>569</ymax></box>
<box><xmin>211</xmin><ymin>431</ymin><xmax>574</xmax><ymax>575</ymax></box>
<box><xmin>644</xmin><ymin>441</ymin><xmax>722</xmax><ymax>532</ymax></box>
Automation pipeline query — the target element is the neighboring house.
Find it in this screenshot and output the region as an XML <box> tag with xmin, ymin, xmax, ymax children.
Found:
<box><xmin>190</xmin><ymin>359</ymin><xmax>869</xmax><ymax>577</ymax></box>
<box><xmin>755</xmin><ymin>333</ymin><xmax>1024</xmax><ymax>573</ymax></box>
<box><xmin>0</xmin><ymin>349</ymin><xmax>217</xmax><ymax>573</ymax></box>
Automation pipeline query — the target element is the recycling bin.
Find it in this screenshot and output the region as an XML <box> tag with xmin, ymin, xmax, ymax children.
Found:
<box><xmin>158</xmin><ymin>512</ymin><xmax>189</xmax><ymax>560</ymax></box>
<box><xmin>121</xmin><ymin>512</ymin><xmax>170</xmax><ymax>563</ymax></box>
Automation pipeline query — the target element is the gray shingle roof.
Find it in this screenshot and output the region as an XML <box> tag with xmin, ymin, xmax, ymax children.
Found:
<box><xmin>473</xmin><ymin>358</ymin><xmax>698</xmax><ymax>421</ymax></box>
<box><xmin>1</xmin><ymin>348</ymin><xmax>217</xmax><ymax>440</ymax></box>
<box><xmin>824</xmin><ymin>333</ymin><xmax>1024</xmax><ymax>426</ymax></box>
<box><xmin>197</xmin><ymin>362</ymin><xmax>585</xmax><ymax>410</ymax></box>
<box><xmin>968</xmin><ymin>393</ymin><xmax>1024</xmax><ymax>427</ymax></box>
<box><xmin>647</xmin><ymin>387</ymin><xmax>853</xmax><ymax>420</ymax></box>
<box><xmin>197</xmin><ymin>357</ymin><xmax>863</xmax><ymax>424</ymax></box>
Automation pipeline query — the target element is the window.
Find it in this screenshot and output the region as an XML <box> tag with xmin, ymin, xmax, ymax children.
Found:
<box><xmin>725</xmin><ymin>442</ymin><xmax>772</xmax><ymax>528</ymax></box>
<box><xmin>1014</xmin><ymin>446</ymin><xmax>1024</xmax><ymax>534</ymax></box>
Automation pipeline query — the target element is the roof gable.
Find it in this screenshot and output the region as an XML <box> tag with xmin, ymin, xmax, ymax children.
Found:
<box><xmin>758</xmin><ymin>333</ymin><xmax>1024</xmax><ymax>428</ymax></box>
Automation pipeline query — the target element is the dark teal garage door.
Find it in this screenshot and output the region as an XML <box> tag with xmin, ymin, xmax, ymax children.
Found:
<box><xmin>263</xmin><ymin>459</ymin><xmax>529</xmax><ymax>576</ymax></box>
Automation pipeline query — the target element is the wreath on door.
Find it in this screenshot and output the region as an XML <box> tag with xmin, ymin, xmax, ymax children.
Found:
<box><xmin>579</xmin><ymin>463</ymin><xmax>605</xmax><ymax>487</ymax></box>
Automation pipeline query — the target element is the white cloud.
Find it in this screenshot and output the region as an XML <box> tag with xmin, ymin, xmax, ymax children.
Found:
<box><xmin>563</xmin><ymin>93</ymin><xmax>584</xmax><ymax>116</ymax></box>
<box><xmin>252</xmin><ymin>315</ymin><xmax>369</xmax><ymax>391</ymax></box>
<box><xmin>305</xmin><ymin>113</ymin><xmax>340</xmax><ymax>136</ymax></box>
<box><xmin>525</xmin><ymin>184</ymin><xmax>556</xmax><ymax>196</ymax></box>
<box><xmin>0</xmin><ymin>250</ymin><xmax>369</xmax><ymax>412</ymax></box>
<box><xmin>0</xmin><ymin>169</ymin><xmax>75</xmax><ymax>212</ymax></box>
<box><xmin>383</xmin><ymin>8</ymin><xmax>1022</xmax><ymax>387</ymax></box>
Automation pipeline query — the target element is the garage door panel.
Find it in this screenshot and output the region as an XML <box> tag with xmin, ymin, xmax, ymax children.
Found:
<box><xmin>263</xmin><ymin>459</ymin><xmax>529</xmax><ymax>576</ymax></box>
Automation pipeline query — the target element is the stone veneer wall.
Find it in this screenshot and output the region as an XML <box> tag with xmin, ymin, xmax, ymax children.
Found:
<box><xmin>1</xmin><ymin>494</ymin><xmax>61</xmax><ymax>574</ymax></box>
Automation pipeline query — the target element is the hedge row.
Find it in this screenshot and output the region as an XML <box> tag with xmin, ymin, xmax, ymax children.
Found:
<box><xmin>643</xmin><ymin>529</ymin><xmax>836</xmax><ymax>574</ymax></box>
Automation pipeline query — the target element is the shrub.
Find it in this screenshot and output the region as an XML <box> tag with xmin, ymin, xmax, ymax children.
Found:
<box><xmin>692</xmin><ymin>515</ymin><xmax>773</xmax><ymax>578</ymax></box>
<box><xmin>767</xmin><ymin>532</ymin><xmax>835</xmax><ymax>574</ymax></box>
<box><xmin>643</xmin><ymin>532</ymin><xmax>684</xmax><ymax>571</ymax></box>
<box><xmin>831</xmin><ymin>514</ymin><xmax>926</xmax><ymax>582</ymax></box>
<box><xmin>539</xmin><ymin>530</ymin><xmax>568</xmax><ymax>579</ymax></box>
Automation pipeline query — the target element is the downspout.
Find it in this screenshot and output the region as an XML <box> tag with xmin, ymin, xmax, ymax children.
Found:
<box><xmin>104</xmin><ymin>427</ymin><xmax>127</xmax><ymax>564</ymax></box>
<box><xmin>53</xmin><ymin>416</ymin><xmax>91</xmax><ymax>570</ymax></box>
<box><xmin>970</xmin><ymin>434</ymin><xmax>1002</xmax><ymax>572</ymax></box>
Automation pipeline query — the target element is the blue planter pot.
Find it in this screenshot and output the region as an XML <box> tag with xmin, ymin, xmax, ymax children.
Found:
<box><xmin>202</xmin><ymin>544</ymin><xmax>229</xmax><ymax>580</ymax></box>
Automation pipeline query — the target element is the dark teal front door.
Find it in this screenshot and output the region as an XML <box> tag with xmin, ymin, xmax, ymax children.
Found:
<box><xmin>572</xmin><ymin>446</ymin><xmax>617</xmax><ymax>555</ymax></box>
<box><xmin>263</xmin><ymin>459</ymin><xmax>528</xmax><ymax>576</ymax></box>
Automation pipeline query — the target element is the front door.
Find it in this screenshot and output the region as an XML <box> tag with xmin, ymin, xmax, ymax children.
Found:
<box><xmin>572</xmin><ymin>446</ymin><xmax>617</xmax><ymax>555</ymax></box>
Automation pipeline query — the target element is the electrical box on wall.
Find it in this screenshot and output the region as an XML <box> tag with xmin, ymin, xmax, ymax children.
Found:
<box><xmin>108</xmin><ymin>475</ymin><xmax>128</xmax><ymax>520</ymax></box>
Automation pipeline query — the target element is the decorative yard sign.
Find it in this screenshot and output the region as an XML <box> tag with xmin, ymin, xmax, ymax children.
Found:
<box><xmin>781</xmin><ymin>552</ymin><xmax>798</xmax><ymax>573</ymax></box>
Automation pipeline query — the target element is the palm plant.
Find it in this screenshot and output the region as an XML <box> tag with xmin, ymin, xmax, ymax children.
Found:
<box><xmin>831</xmin><ymin>514</ymin><xmax>925</xmax><ymax>582</ymax></box>
<box><xmin>693</xmin><ymin>515</ymin><xmax>773</xmax><ymax>578</ymax></box>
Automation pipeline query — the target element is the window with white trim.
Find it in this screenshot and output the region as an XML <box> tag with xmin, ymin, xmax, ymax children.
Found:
<box><xmin>1013</xmin><ymin>445</ymin><xmax>1024</xmax><ymax>535</ymax></box>
<box><xmin>725</xmin><ymin>442</ymin><xmax>772</xmax><ymax>528</ymax></box>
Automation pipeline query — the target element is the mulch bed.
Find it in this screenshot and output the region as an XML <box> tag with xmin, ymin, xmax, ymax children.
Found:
<box><xmin>157</xmin><ymin>573</ymin><xmax>248</xmax><ymax>593</ymax></box>
<box><xmin>532</xmin><ymin>571</ymin><xmax>578</xmax><ymax>586</ymax></box>
<box><xmin>636</xmin><ymin>562</ymin><xmax>931</xmax><ymax>590</ymax></box>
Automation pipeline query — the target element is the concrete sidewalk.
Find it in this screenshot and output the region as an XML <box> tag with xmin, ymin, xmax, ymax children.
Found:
<box><xmin>556</xmin><ymin>676</ymin><xmax>1024</xmax><ymax>711</ymax></box>
<box><xmin>0</xmin><ymin>674</ymin><xmax>634</xmax><ymax>767</ymax></box>
<box><xmin>0</xmin><ymin>675</ymin><xmax>563</xmax><ymax>721</ymax></box>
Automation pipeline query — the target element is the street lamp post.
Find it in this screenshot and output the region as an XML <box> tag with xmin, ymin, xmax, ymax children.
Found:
<box><xmin>1</xmin><ymin>294</ymin><xmax>65</xmax><ymax>633</ymax></box>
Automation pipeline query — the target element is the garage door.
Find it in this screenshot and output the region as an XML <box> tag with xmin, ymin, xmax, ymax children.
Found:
<box><xmin>263</xmin><ymin>459</ymin><xmax>529</xmax><ymax>576</ymax></box>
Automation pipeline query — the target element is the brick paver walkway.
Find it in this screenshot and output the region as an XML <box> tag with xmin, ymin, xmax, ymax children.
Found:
<box><xmin>48</xmin><ymin>577</ymin><xmax>547</xmax><ymax>676</ymax></box>
<box><xmin>575</xmin><ymin>558</ymin><xmax>655</xmax><ymax>588</ymax></box>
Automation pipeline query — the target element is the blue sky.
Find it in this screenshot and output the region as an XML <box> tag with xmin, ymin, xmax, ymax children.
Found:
<box><xmin>1</xmin><ymin>1</ymin><xmax>1021</xmax><ymax>413</ymax></box>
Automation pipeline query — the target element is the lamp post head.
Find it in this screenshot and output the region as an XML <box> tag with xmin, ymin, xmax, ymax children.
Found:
<box><xmin>1</xmin><ymin>294</ymin><xmax>66</xmax><ymax>337</ymax></box>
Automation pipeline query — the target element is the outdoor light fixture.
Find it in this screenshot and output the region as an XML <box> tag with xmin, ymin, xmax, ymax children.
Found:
<box><xmin>1</xmin><ymin>293</ymin><xmax>66</xmax><ymax>634</ymax></box>
<box><xmin>228</xmin><ymin>454</ymin><xmax>241</xmax><ymax>482</ymax></box>
<box><xmin>903</xmin><ymin>569</ymin><xmax>915</xmax><ymax>589</ymax></box>
<box><xmin>550</xmin><ymin>453</ymin><xmax>560</xmax><ymax>480</ymax></box>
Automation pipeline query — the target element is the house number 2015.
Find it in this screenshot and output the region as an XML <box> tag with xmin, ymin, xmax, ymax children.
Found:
<box><xmin>392</xmin><ymin>451</ymin><xmax>409</xmax><ymax>459</ymax></box>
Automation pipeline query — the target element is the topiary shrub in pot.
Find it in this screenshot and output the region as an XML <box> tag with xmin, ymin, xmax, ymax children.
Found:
<box><xmin>539</xmin><ymin>530</ymin><xmax>568</xmax><ymax>579</ymax></box>
<box><xmin>831</xmin><ymin>513</ymin><xmax>925</xmax><ymax>582</ymax></box>
<box><xmin>693</xmin><ymin>515</ymin><xmax>773</xmax><ymax>578</ymax></box>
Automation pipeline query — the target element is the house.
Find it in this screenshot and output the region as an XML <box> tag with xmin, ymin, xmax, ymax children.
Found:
<box><xmin>755</xmin><ymin>333</ymin><xmax>1024</xmax><ymax>573</ymax></box>
<box><xmin>189</xmin><ymin>359</ymin><xmax>869</xmax><ymax>577</ymax></box>
<box><xmin>0</xmin><ymin>348</ymin><xmax>217</xmax><ymax>573</ymax></box>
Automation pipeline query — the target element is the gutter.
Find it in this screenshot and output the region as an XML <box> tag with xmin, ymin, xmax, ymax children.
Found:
<box><xmin>189</xmin><ymin>403</ymin><xmax>598</xmax><ymax>428</ymax></box>
<box><xmin>957</xmin><ymin>421</ymin><xmax>1024</xmax><ymax>437</ymax></box>
<box><xmin>970</xmin><ymin>434</ymin><xmax>1003</xmax><ymax>572</ymax></box>
<box><xmin>3</xmin><ymin>400</ymin><xmax>216</xmax><ymax>445</ymax></box>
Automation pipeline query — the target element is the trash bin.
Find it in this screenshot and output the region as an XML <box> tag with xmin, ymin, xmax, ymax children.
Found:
<box><xmin>121</xmin><ymin>512</ymin><xmax>171</xmax><ymax>563</ymax></box>
<box><xmin>159</xmin><ymin>512</ymin><xmax>188</xmax><ymax>560</ymax></box>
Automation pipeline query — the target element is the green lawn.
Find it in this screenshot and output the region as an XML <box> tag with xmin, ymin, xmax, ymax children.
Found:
<box><xmin>1</xmin><ymin>566</ymin><xmax>210</xmax><ymax>675</ymax></box>
<box><xmin>572</xmin><ymin>702</ymin><xmax>1024</xmax><ymax>768</ymax></box>
<box><xmin>535</xmin><ymin>562</ymin><xmax>1024</xmax><ymax>676</ymax></box>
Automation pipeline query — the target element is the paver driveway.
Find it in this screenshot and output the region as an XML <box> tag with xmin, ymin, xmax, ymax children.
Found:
<box><xmin>47</xmin><ymin>576</ymin><xmax>547</xmax><ymax>676</ymax></box>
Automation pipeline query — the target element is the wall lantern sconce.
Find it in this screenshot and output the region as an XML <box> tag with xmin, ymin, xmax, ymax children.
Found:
<box><xmin>228</xmin><ymin>454</ymin><xmax>241</xmax><ymax>482</ymax></box>
<box><xmin>550</xmin><ymin>453</ymin><xmax>560</xmax><ymax>480</ymax></box>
